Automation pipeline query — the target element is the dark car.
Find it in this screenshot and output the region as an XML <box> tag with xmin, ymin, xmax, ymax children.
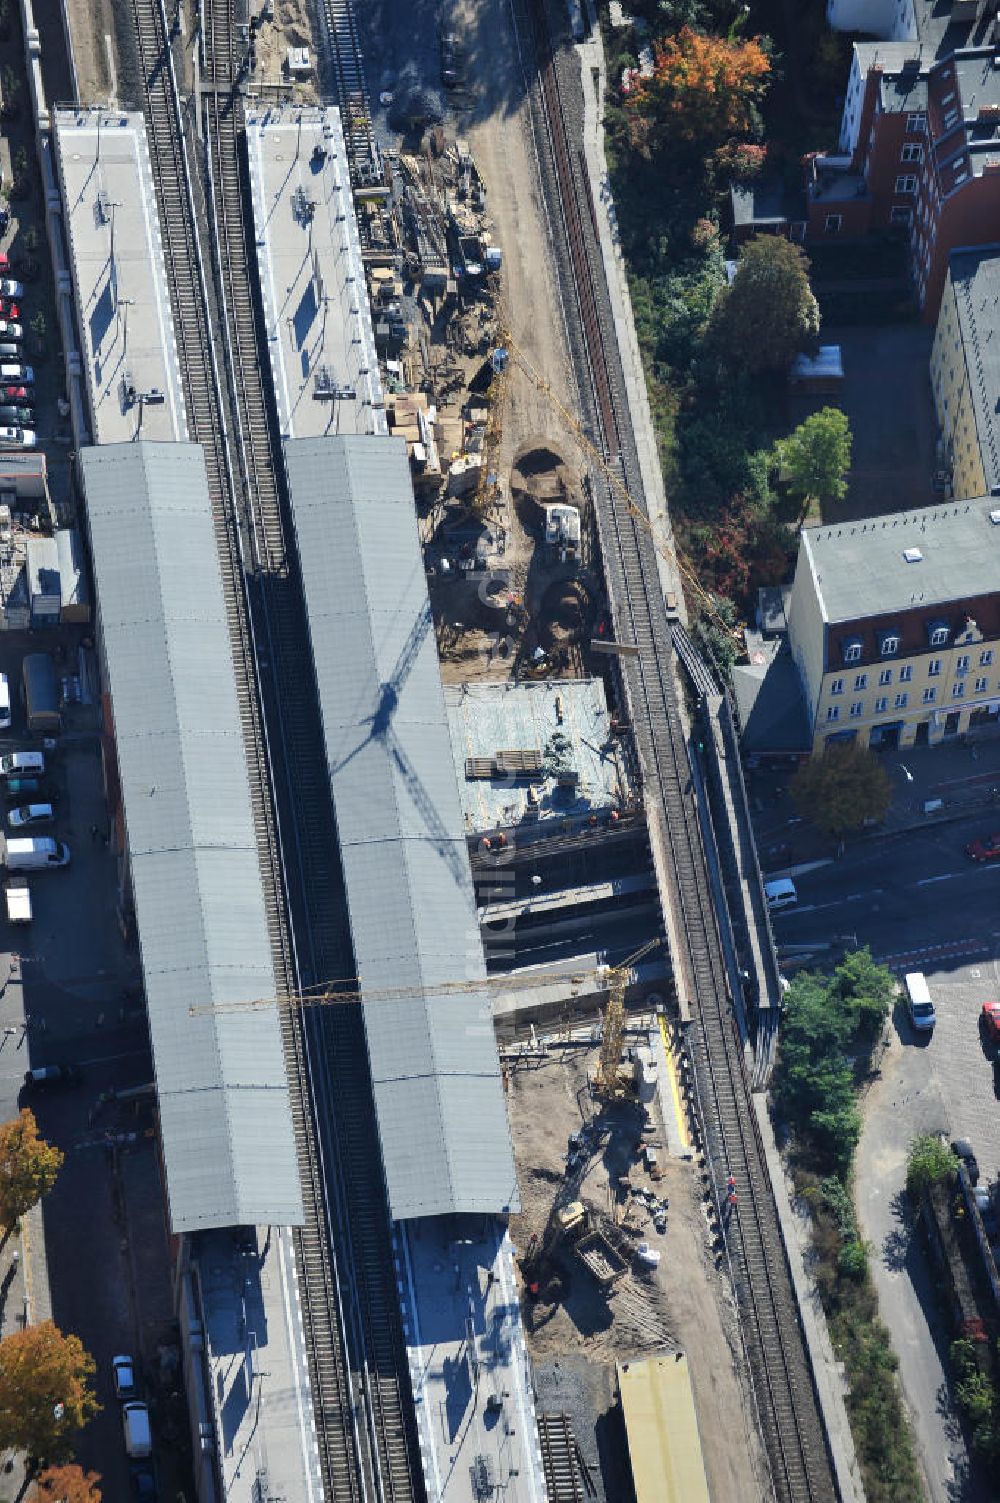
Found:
<box><xmin>0</xmin><ymin>406</ymin><xmax>33</xmax><ymax>426</ymax></box>
<box><xmin>952</xmin><ymin>1137</ymin><xmax>980</xmax><ymax>1186</ymax></box>
<box><xmin>22</xmin><ymin>1064</ymin><xmax>81</xmax><ymax>1091</ymax></box>
<box><xmin>129</xmin><ymin>1463</ymin><xmax>157</xmax><ymax>1502</ymax></box>
<box><xmin>4</xmin><ymin>778</ymin><xmax>46</xmax><ymax>800</ymax></box>
<box><xmin>966</xmin><ymin>833</ymin><xmax>1000</xmax><ymax>862</ymax></box>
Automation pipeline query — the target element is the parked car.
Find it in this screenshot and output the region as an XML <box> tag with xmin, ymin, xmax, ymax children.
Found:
<box><xmin>0</xmin><ymin>281</ymin><xmax>24</xmax><ymax>299</ymax></box>
<box><xmin>0</xmin><ymin>407</ymin><xmax>34</xmax><ymax>426</ymax></box>
<box><xmin>122</xmin><ymin>1401</ymin><xmax>152</xmax><ymax>1459</ymax></box>
<box><xmin>6</xmin><ymin>836</ymin><xmax>70</xmax><ymax>869</ymax></box>
<box><xmin>0</xmin><ymin>426</ymin><xmax>34</xmax><ymax>448</ymax></box>
<box><xmin>0</xmin><ymin>323</ymin><xmax>23</xmax><ymax>341</ymax></box>
<box><xmin>952</xmin><ymin>1137</ymin><xmax>980</xmax><ymax>1186</ymax></box>
<box><xmin>130</xmin><ymin>1462</ymin><xmax>157</xmax><ymax>1502</ymax></box>
<box><xmin>0</xmin><ymin>751</ymin><xmax>44</xmax><ymax>778</ymax></box>
<box><xmin>966</xmin><ymin>833</ymin><xmax>1000</xmax><ymax>862</ymax></box>
<box><xmin>904</xmin><ymin>971</ymin><xmax>936</xmax><ymax>1033</ymax></box>
<box><xmin>112</xmin><ymin>1354</ymin><xmax>138</xmax><ymax>1400</ymax></box>
<box><xmin>3</xmin><ymin>778</ymin><xmax>47</xmax><ymax>800</ymax></box>
<box><xmin>0</xmin><ymin>365</ymin><xmax>33</xmax><ymax>385</ymax></box>
<box><xmin>0</xmin><ymin>673</ymin><xmax>10</xmax><ymax>732</ymax></box>
<box><xmin>0</xmin><ymin>303</ymin><xmax>22</xmax><ymax>321</ymax></box>
<box><xmin>8</xmin><ymin>803</ymin><xmax>54</xmax><ymax>829</ymax></box>
<box><xmin>1</xmin><ymin>385</ymin><xmax>28</xmax><ymax>402</ymax></box>
<box><xmin>981</xmin><ymin>1000</ymin><xmax>1000</xmax><ymax>1047</ymax></box>
<box><xmin>22</xmin><ymin>1063</ymin><xmax>81</xmax><ymax>1091</ymax></box>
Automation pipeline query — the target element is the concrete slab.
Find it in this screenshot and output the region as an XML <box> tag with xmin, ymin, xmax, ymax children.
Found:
<box><xmin>190</xmin><ymin>1226</ymin><xmax>322</xmax><ymax>1503</ymax></box>
<box><xmin>397</xmin><ymin>1216</ymin><xmax>546</xmax><ymax>1503</ymax></box>
<box><xmin>246</xmin><ymin>105</ymin><xmax>385</xmax><ymax>440</ymax></box>
<box><xmin>445</xmin><ymin>678</ymin><xmax>632</xmax><ymax>836</ymax></box>
<box><xmin>53</xmin><ymin>109</ymin><xmax>187</xmax><ymax>445</ymax></box>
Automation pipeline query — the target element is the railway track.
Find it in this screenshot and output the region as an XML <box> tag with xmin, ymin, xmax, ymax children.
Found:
<box><xmin>198</xmin><ymin>6</ymin><xmax>421</xmax><ymax>1501</ymax></box>
<box><xmin>521</xmin><ymin>5</ymin><xmax>840</xmax><ymax>1501</ymax></box>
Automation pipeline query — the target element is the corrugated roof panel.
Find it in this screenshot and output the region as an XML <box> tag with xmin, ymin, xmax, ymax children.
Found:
<box><xmin>286</xmin><ymin>435</ymin><xmax>518</xmax><ymax>1220</ymax></box>
<box><xmin>81</xmin><ymin>442</ymin><xmax>303</xmax><ymax>1233</ymax></box>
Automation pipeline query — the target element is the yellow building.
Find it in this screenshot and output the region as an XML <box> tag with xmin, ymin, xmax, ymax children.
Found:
<box><xmin>786</xmin><ymin>497</ymin><xmax>1000</xmax><ymax>752</ymax></box>
<box><xmin>930</xmin><ymin>246</ymin><xmax>1000</xmax><ymax>502</ymax></box>
<box><xmin>617</xmin><ymin>1354</ymin><xmax>710</xmax><ymax>1503</ymax></box>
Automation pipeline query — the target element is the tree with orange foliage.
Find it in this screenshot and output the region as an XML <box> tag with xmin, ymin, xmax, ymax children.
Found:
<box><xmin>0</xmin><ymin>1322</ymin><xmax>98</xmax><ymax>1461</ymax></box>
<box><xmin>33</xmin><ymin>1464</ymin><xmax>102</xmax><ymax>1503</ymax></box>
<box><xmin>627</xmin><ymin>26</ymin><xmax>771</xmax><ymax>156</ymax></box>
<box><xmin>0</xmin><ymin>1109</ymin><xmax>63</xmax><ymax>1231</ymax></box>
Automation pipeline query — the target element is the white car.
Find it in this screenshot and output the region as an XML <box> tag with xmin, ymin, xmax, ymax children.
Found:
<box><xmin>0</xmin><ymin>673</ymin><xmax>10</xmax><ymax>731</ymax></box>
<box><xmin>0</xmin><ymin>281</ymin><xmax>24</xmax><ymax>299</ymax></box>
<box><xmin>0</xmin><ymin>323</ymin><xmax>22</xmax><ymax>340</ymax></box>
<box><xmin>8</xmin><ymin>804</ymin><xmax>54</xmax><ymax>829</ymax></box>
<box><xmin>112</xmin><ymin>1353</ymin><xmax>137</xmax><ymax>1400</ymax></box>
<box><xmin>0</xmin><ymin>427</ymin><xmax>34</xmax><ymax>448</ymax></box>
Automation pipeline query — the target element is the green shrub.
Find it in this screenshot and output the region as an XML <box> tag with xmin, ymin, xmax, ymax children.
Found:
<box><xmin>906</xmin><ymin>1134</ymin><xmax>955</xmax><ymax>1200</ymax></box>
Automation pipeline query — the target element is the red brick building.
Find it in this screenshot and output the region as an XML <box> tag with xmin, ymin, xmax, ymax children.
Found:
<box><xmin>805</xmin><ymin>43</ymin><xmax>1000</xmax><ymax>318</ymax></box>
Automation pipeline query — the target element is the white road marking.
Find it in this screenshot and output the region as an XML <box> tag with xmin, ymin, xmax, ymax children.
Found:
<box><xmin>917</xmin><ymin>874</ymin><xmax>957</xmax><ymax>886</ymax></box>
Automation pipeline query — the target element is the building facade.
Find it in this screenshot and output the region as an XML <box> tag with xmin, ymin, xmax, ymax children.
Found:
<box><xmin>787</xmin><ymin>498</ymin><xmax>1000</xmax><ymax>750</ymax></box>
<box><xmin>807</xmin><ymin>40</ymin><xmax>1000</xmax><ymax>318</ymax></box>
<box><xmin>930</xmin><ymin>244</ymin><xmax>1000</xmax><ymax>497</ymax></box>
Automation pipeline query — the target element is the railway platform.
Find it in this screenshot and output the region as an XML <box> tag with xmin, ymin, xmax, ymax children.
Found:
<box><xmin>53</xmin><ymin>108</ymin><xmax>187</xmax><ymax>446</ymax></box>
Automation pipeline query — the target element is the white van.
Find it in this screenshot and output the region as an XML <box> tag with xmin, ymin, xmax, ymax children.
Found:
<box><xmin>0</xmin><ymin>364</ymin><xmax>33</xmax><ymax>385</ymax></box>
<box><xmin>0</xmin><ymin>674</ymin><xmax>10</xmax><ymax>732</ymax></box>
<box><xmin>122</xmin><ymin>1401</ymin><xmax>152</xmax><ymax>1458</ymax></box>
<box><xmin>0</xmin><ymin>751</ymin><xmax>44</xmax><ymax>779</ymax></box>
<box><xmin>764</xmin><ymin>877</ymin><xmax>798</xmax><ymax>911</ymax></box>
<box><xmin>4</xmin><ymin>878</ymin><xmax>30</xmax><ymax>922</ymax></box>
<box><xmin>5</xmin><ymin>836</ymin><xmax>70</xmax><ymax>870</ymax></box>
<box><xmin>904</xmin><ymin>972</ymin><xmax>936</xmax><ymax>1032</ymax></box>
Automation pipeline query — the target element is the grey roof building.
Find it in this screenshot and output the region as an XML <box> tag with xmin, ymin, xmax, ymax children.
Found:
<box><xmin>285</xmin><ymin>435</ymin><xmax>519</xmax><ymax>1222</ymax></box>
<box><xmin>80</xmin><ymin>443</ymin><xmax>303</xmax><ymax>1234</ymax></box>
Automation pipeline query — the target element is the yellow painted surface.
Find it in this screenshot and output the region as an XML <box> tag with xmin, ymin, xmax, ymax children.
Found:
<box><xmin>658</xmin><ymin>1013</ymin><xmax>691</xmax><ymax>1153</ymax></box>
<box><xmin>618</xmin><ymin>1354</ymin><xmax>711</xmax><ymax>1503</ymax></box>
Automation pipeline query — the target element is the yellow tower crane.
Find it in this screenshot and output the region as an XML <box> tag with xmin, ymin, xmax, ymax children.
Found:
<box><xmin>595</xmin><ymin>937</ymin><xmax>662</xmax><ymax>1097</ymax></box>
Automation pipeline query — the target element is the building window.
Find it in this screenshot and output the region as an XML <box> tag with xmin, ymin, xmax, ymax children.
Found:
<box><xmin>956</xmin><ymin>654</ymin><xmax>970</xmax><ymax>674</ymax></box>
<box><xmin>830</xmin><ymin>677</ymin><xmax>844</xmax><ymax>696</ymax></box>
<box><xmin>980</xmin><ymin>649</ymin><xmax>994</xmax><ymax>667</ymax></box>
<box><xmin>928</xmin><ymin>623</ymin><xmax>949</xmax><ymax>647</ymax></box>
<box><xmin>875</xmin><ymin>696</ymin><xmax>888</xmax><ymax>714</ymax></box>
<box><xmin>895</xmin><ymin>692</ymin><xmax>909</xmax><ymax>709</ymax></box>
<box><xmin>976</xmin><ymin>677</ymin><xmax>989</xmax><ymax>694</ymax></box>
<box><xmin>878</xmin><ymin>668</ymin><xmax>893</xmax><ymax>686</ymax></box>
<box><xmin>928</xmin><ymin>658</ymin><xmax>942</xmax><ymax>677</ymax></box>
<box><xmin>895</xmin><ymin>175</ymin><xmax>918</xmax><ymax>194</ymax></box>
<box><xmin>850</xmin><ymin>701</ymin><xmax>864</xmax><ymax>719</ymax></box>
<box><xmin>824</xmin><ymin>214</ymin><xmax>843</xmax><ymax>234</ymax></box>
<box><xmin>923</xmin><ymin>687</ymin><xmax>937</xmax><ymax>704</ymax></box>
<box><xmin>906</xmin><ymin>112</ymin><xmax>925</xmax><ymax>132</ymax></box>
<box><xmin>890</xmin><ymin>207</ymin><xmax>912</xmax><ymax>226</ymax></box>
<box><xmin>842</xmin><ymin>639</ymin><xmax>863</xmax><ymax>665</ymax></box>
<box><xmin>827</xmin><ymin>705</ymin><xmax>840</xmax><ymax>722</ymax></box>
<box><xmin>854</xmin><ymin>673</ymin><xmax>868</xmax><ymax>691</ymax></box>
<box><xmin>879</xmin><ymin>634</ymin><xmax>900</xmax><ymax>658</ymax></box>
<box><xmin>901</xmin><ymin>144</ymin><xmax>923</xmax><ymax>164</ymax></box>
<box><xmin>953</xmin><ymin>681</ymin><xmax>965</xmax><ymax>698</ymax></box>
<box><xmin>899</xmin><ymin>665</ymin><xmax>913</xmax><ymax>682</ymax></box>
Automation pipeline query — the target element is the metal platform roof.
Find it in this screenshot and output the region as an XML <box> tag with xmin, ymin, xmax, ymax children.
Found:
<box><xmin>246</xmin><ymin>105</ymin><xmax>385</xmax><ymax>441</ymax></box>
<box><xmin>54</xmin><ymin>109</ymin><xmax>187</xmax><ymax>446</ymax></box>
<box><xmin>285</xmin><ymin>434</ymin><xmax>518</xmax><ymax>1221</ymax></box>
<box><xmin>81</xmin><ymin>442</ymin><xmax>303</xmax><ymax>1234</ymax></box>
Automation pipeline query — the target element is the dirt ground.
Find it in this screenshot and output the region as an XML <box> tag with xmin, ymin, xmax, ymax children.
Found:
<box><xmin>506</xmin><ymin>1040</ymin><xmax>771</xmax><ymax>1503</ymax></box>
<box><xmin>67</xmin><ymin>0</ymin><xmax>118</xmax><ymax>104</ymax></box>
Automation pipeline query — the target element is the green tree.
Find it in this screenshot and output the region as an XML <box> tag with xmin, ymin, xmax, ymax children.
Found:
<box><xmin>906</xmin><ymin>1134</ymin><xmax>955</xmax><ymax>1199</ymax></box>
<box><xmin>773</xmin><ymin>971</ymin><xmax>859</xmax><ymax>1171</ymax></box>
<box><xmin>829</xmin><ymin>948</ymin><xmax>895</xmax><ymax>1041</ymax></box>
<box><xmin>0</xmin><ymin>1322</ymin><xmax>98</xmax><ymax>1461</ymax></box>
<box><xmin>0</xmin><ymin>1109</ymin><xmax>63</xmax><ymax>1231</ymax></box>
<box><xmin>777</xmin><ymin>407</ymin><xmax>852</xmax><ymax>511</ymax></box>
<box><xmin>790</xmin><ymin>741</ymin><xmax>892</xmax><ymax>837</ymax></box>
<box><xmin>707</xmin><ymin>235</ymin><xmax>820</xmax><ymax>375</ymax></box>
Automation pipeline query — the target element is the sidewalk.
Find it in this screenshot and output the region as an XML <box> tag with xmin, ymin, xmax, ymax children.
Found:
<box><xmin>749</xmin><ymin>735</ymin><xmax>1000</xmax><ymax>868</ymax></box>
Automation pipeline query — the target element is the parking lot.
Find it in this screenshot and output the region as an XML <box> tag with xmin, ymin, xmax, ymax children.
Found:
<box><xmin>0</xmin><ymin>632</ymin><xmax>187</xmax><ymax>1501</ymax></box>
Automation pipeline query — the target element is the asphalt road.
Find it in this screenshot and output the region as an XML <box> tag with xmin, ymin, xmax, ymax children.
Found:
<box><xmin>772</xmin><ymin>810</ymin><xmax>1000</xmax><ymax>970</ymax></box>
